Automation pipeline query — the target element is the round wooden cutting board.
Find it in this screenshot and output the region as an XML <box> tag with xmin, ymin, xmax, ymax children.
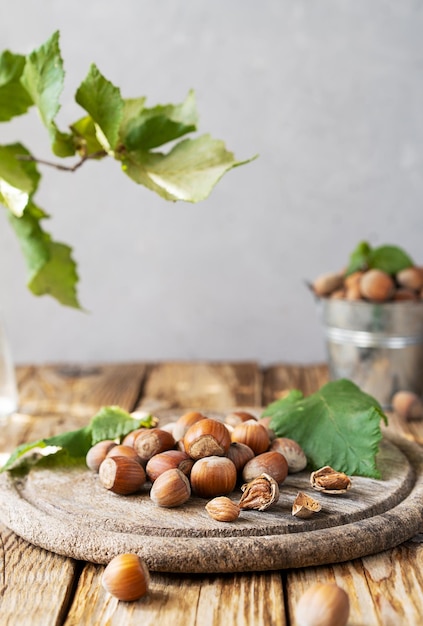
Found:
<box><xmin>0</xmin><ymin>432</ymin><xmax>422</xmax><ymax>573</ymax></box>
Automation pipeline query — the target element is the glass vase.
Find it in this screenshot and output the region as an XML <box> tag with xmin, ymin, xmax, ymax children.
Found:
<box><xmin>0</xmin><ymin>313</ymin><xmax>18</xmax><ymax>418</ymax></box>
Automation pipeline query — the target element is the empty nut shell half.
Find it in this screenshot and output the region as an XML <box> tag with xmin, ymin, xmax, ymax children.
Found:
<box><xmin>310</xmin><ymin>466</ymin><xmax>351</xmax><ymax>494</ymax></box>
<box><xmin>292</xmin><ymin>492</ymin><xmax>322</xmax><ymax>519</ymax></box>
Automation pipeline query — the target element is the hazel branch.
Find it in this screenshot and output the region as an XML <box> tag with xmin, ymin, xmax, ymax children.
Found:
<box><xmin>16</xmin><ymin>150</ymin><xmax>108</xmax><ymax>172</ymax></box>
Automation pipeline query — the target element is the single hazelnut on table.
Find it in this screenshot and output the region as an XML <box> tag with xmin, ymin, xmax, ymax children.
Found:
<box><xmin>98</xmin><ymin>456</ymin><xmax>146</xmax><ymax>495</ymax></box>
<box><xmin>231</xmin><ymin>421</ymin><xmax>270</xmax><ymax>455</ymax></box>
<box><xmin>392</xmin><ymin>390</ymin><xmax>423</xmax><ymax>420</ymax></box>
<box><xmin>102</xmin><ymin>553</ymin><xmax>150</xmax><ymax>602</ymax></box>
<box><xmin>86</xmin><ymin>440</ymin><xmax>117</xmax><ymax>472</ymax></box>
<box><xmin>190</xmin><ymin>456</ymin><xmax>237</xmax><ymax>498</ymax></box>
<box><xmin>295</xmin><ymin>582</ymin><xmax>350</xmax><ymax>626</ymax></box>
<box><xmin>133</xmin><ymin>428</ymin><xmax>175</xmax><ymax>463</ymax></box>
<box><xmin>183</xmin><ymin>418</ymin><xmax>231</xmax><ymax>460</ymax></box>
<box><xmin>292</xmin><ymin>492</ymin><xmax>322</xmax><ymax>519</ymax></box>
<box><xmin>310</xmin><ymin>466</ymin><xmax>351</xmax><ymax>494</ymax></box>
<box><xmin>145</xmin><ymin>449</ymin><xmax>194</xmax><ymax>482</ymax></box>
<box><xmin>205</xmin><ymin>496</ymin><xmax>240</xmax><ymax>522</ymax></box>
<box><xmin>149</xmin><ymin>468</ymin><xmax>191</xmax><ymax>507</ymax></box>
<box><xmin>242</xmin><ymin>450</ymin><xmax>288</xmax><ymax>484</ymax></box>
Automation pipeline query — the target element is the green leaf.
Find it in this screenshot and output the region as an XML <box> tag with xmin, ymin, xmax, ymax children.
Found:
<box><xmin>75</xmin><ymin>64</ymin><xmax>124</xmax><ymax>151</ymax></box>
<box><xmin>368</xmin><ymin>245</ymin><xmax>414</xmax><ymax>275</ymax></box>
<box><xmin>345</xmin><ymin>240</ymin><xmax>371</xmax><ymax>275</ymax></box>
<box><xmin>122</xmin><ymin>134</ymin><xmax>257</xmax><ymax>202</ymax></box>
<box><xmin>70</xmin><ymin>115</ymin><xmax>107</xmax><ymax>157</ymax></box>
<box><xmin>8</xmin><ymin>202</ymin><xmax>81</xmax><ymax>308</ymax></box>
<box><xmin>0</xmin><ymin>143</ymin><xmax>40</xmax><ymax>215</ymax></box>
<box><xmin>28</xmin><ymin>241</ymin><xmax>81</xmax><ymax>309</ymax></box>
<box><xmin>1</xmin><ymin>407</ymin><xmax>156</xmax><ymax>473</ymax></box>
<box><xmin>20</xmin><ymin>31</ymin><xmax>75</xmax><ymax>157</ymax></box>
<box><xmin>0</xmin><ymin>50</ymin><xmax>33</xmax><ymax>121</ymax></box>
<box><xmin>120</xmin><ymin>90</ymin><xmax>199</xmax><ymax>151</ymax></box>
<box><xmin>262</xmin><ymin>379</ymin><xmax>388</xmax><ymax>478</ymax></box>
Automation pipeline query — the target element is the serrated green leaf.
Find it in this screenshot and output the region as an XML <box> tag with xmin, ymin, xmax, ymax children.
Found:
<box><xmin>28</xmin><ymin>241</ymin><xmax>81</xmax><ymax>309</ymax></box>
<box><xmin>122</xmin><ymin>134</ymin><xmax>257</xmax><ymax>202</ymax></box>
<box><xmin>75</xmin><ymin>64</ymin><xmax>124</xmax><ymax>151</ymax></box>
<box><xmin>345</xmin><ymin>240</ymin><xmax>371</xmax><ymax>275</ymax></box>
<box><xmin>0</xmin><ymin>50</ymin><xmax>33</xmax><ymax>121</ymax></box>
<box><xmin>8</xmin><ymin>201</ymin><xmax>81</xmax><ymax>309</ymax></box>
<box><xmin>120</xmin><ymin>90</ymin><xmax>198</xmax><ymax>151</ymax></box>
<box><xmin>21</xmin><ymin>31</ymin><xmax>62</xmax><ymax>127</ymax></box>
<box><xmin>20</xmin><ymin>31</ymin><xmax>75</xmax><ymax>158</ymax></box>
<box><xmin>7</xmin><ymin>201</ymin><xmax>50</xmax><ymax>274</ymax></box>
<box><xmin>0</xmin><ymin>143</ymin><xmax>40</xmax><ymax>215</ymax></box>
<box><xmin>1</xmin><ymin>406</ymin><xmax>156</xmax><ymax>473</ymax></box>
<box><xmin>368</xmin><ymin>245</ymin><xmax>414</xmax><ymax>275</ymax></box>
<box><xmin>262</xmin><ymin>379</ymin><xmax>388</xmax><ymax>478</ymax></box>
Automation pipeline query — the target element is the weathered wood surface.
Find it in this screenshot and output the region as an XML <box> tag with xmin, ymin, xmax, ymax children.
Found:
<box><xmin>0</xmin><ymin>362</ymin><xmax>421</xmax><ymax>625</ymax></box>
<box><xmin>0</xmin><ymin>434</ymin><xmax>421</xmax><ymax>574</ymax></box>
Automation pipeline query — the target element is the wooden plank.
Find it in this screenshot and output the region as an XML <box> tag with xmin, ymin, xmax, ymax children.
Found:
<box><xmin>16</xmin><ymin>363</ymin><xmax>148</xmax><ymax>418</ymax></box>
<box><xmin>286</xmin><ymin>534</ymin><xmax>423</xmax><ymax>625</ymax></box>
<box><xmin>137</xmin><ymin>362</ymin><xmax>262</xmax><ymax>413</ymax></box>
<box><xmin>0</xmin><ymin>363</ymin><xmax>149</xmax><ymax>626</ymax></box>
<box><xmin>0</xmin><ymin>525</ymin><xmax>78</xmax><ymax>626</ymax></box>
<box><xmin>65</xmin><ymin>566</ymin><xmax>286</xmax><ymax>626</ymax></box>
<box><xmin>261</xmin><ymin>364</ymin><xmax>328</xmax><ymax>405</ymax></box>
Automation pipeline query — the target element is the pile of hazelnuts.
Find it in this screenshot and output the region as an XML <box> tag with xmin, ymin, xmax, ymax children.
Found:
<box><xmin>312</xmin><ymin>265</ymin><xmax>423</xmax><ymax>303</ymax></box>
<box><xmin>86</xmin><ymin>410</ymin><xmax>307</xmax><ymax>516</ymax></box>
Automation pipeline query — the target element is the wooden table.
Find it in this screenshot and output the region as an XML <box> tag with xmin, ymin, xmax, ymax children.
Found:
<box><xmin>1</xmin><ymin>361</ymin><xmax>423</xmax><ymax>625</ymax></box>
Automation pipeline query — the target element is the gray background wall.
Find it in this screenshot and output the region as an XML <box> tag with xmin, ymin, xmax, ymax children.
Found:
<box><xmin>1</xmin><ymin>1</ymin><xmax>423</xmax><ymax>366</ymax></box>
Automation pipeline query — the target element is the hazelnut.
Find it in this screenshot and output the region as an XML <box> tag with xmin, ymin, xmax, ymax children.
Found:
<box><xmin>226</xmin><ymin>442</ymin><xmax>255</xmax><ymax>473</ymax></box>
<box><xmin>295</xmin><ymin>582</ymin><xmax>349</xmax><ymax>626</ymax></box>
<box><xmin>242</xmin><ymin>451</ymin><xmax>288</xmax><ymax>484</ymax></box>
<box><xmin>225</xmin><ymin>411</ymin><xmax>257</xmax><ymax>428</ymax></box>
<box><xmin>149</xmin><ymin>468</ymin><xmax>191</xmax><ymax>507</ymax></box>
<box><xmin>102</xmin><ymin>553</ymin><xmax>150</xmax><ymax>601</ymax></box>
<box><xmin>121</xmin><ymin>428</ymin><xmax>147</xmax><ymax>448</ymax></box>
<box><xmin>133</xmin><ymin>428</ymin><xmax>175</xmax><ymax>463</ymax></box>
<box><xmin>238</xmin><ymin>473</ymin><xmax>279</xmax><ymax>511</ymax></box>
<box><xmin>86</xmin><ymin>440</ymin><xmax>117</xmax><ymax>472</ymax></box>
<box><xmin>312</xmin><ymin>272</ymin><xmax>344</xmax><ymax>297</ymax></box>
<box><xmin>205</xmin><ymin>496</ymin><xmax>240</xmax><ymax>522</ymax></box>
<box><xmin>183</xmin><ymin>418</ymin><xmax>231</xmax><ymax>460</ymax></box>
<box><xmin>359</xmin><ymin>269</ymin><xmax>395</xmax><ymax>302</ymax></box>
<box><xmin>145</xmin><ymin>449</ymin><xmax>194</xmax><ymax>482</ymax></box>
<box><xmin>98</xmin><ymin>456</ymin><xmax>146</xmax><ymax>495</ymax></box>
<box><xmin>310</xmin><ymin>466</ymin><xmax>351</xmax><ymax>494</ymax></box>
<box><xmin>392</xmin><ymin>390</ymin><xmax>423</xmax><ymax>420</ymax></box>
<box><xmin>396</xmin><ymin>266</ymin><xmax>423</xmax><ymax>291</ymax></box>
<box><xmin>190</xmin><ymin>456</ymin><xmax>237</xmax><ymax>499</ymax></box>
<box><xmin>270</xmin><ymin>437</ymin><xmax>307</xmax><ymax>473</ymax></box>
<box><xmin>172</xmin><ymin>411</ymin><xmax>207</xmax><ymax>442</ymax></box>
<box><xmin>106</xmin><ymin>444</ymin><xmax>142</xmax><ymax>463</ymax></box>
<box><xmin>231</xmin><ymin>421</ymin><xmax>270</xmax><ymax>455</ymax></box>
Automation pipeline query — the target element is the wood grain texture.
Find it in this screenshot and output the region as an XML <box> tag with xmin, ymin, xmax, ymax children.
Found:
<box><xmin>137</xmin><ymin>362</ymin><xmax>262</xmax><ymax>412</ymax></box>
<box><xmin>0</xmin><ymin>361</ymin><xmax>422</xmax><ymax>625</ymax></box>
<box><xmin>0</xmin><ymin>434</ymin><xmax>420</xmax><ymax>574</ymax></box>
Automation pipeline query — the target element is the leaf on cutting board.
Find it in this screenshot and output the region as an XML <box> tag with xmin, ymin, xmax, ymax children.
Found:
<box><xmin>261</xmin><ymin>379</ymin><xmax>388</xmax><ymax>478</ymax></box>
<box><xmin>1</xmin><ymin>406</ymin><xmax>156</xmax><ymax>473</ymax></box>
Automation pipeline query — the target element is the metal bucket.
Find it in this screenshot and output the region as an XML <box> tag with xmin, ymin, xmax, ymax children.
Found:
<box><xmin>318</xmin><ymin>299</ymin><xmax>423</xmax><ymax>408</ymax></box>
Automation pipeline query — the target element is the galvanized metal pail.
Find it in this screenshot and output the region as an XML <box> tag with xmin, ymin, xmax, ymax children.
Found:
<box><xmin>318</xmin><ymin>299</ymin><xmax>423</xmax><ymax>408</ymax></box>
